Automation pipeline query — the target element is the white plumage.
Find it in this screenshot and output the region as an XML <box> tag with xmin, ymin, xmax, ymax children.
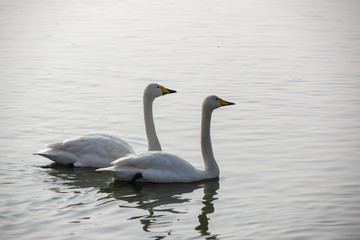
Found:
<box><xmin>97</xmin><ymin>95</ymin><xmax>235</xmax><ymax>183</ymax></box>
<box><xmin>35</xmin><ymin>134</ymin><xmax>134</xmax><ymax>167</ymax></box>
<box><xmin>106</xmin><ymin>151</ymin><xmax>203</xmax><ymax>183</ymax></box>
<box><xmin>34</xmin><ymin>83</ymin><xmax>176</xmax><ymax>167</ymax></box>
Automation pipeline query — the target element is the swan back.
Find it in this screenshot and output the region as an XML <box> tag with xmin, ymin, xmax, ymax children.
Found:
<box><xmin>35</xmin><ymin>134</ymin><xmax>135</xmax><ymax>167</ymax></box>
<box><xmin>99</xmin><ymin>151</ymin><xmax>204</xmax><ymax>183</ymax></box>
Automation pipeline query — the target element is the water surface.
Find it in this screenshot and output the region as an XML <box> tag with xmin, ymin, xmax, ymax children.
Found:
<box><xmin>1</xmin><ymin>0</ymin><xmax>360</xmax><ymax>239</ymax></box>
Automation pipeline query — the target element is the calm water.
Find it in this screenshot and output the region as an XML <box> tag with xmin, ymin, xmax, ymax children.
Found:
<box><xmin>1</xmin><ymin>0</ymin><xmax>360</xmax><ymax>239</ymax></box>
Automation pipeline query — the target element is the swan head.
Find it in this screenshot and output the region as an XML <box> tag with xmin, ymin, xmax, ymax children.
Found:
<box><xmin>203</xmin><ymin>95</ymin><xmax>235</xmax><ymax>111</ymax></box>
<box><xmin>144</xmin><ymin>83</ymin><xmax>177</xmax><ymax>99</ymax></box>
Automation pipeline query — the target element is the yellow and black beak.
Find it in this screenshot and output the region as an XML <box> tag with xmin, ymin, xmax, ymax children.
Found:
<box><xmin>159</xmin><ymin>86</ymin><xmax>177</xmax><ymax>95</ymax></box>
<box><xmin>217</xmin><ymin>97</ymin><xmax>235</xmax><ymax>106</ymax></box>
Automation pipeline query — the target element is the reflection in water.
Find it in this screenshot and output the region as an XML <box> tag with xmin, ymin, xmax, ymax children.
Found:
<box><xmin>100</xmin><ymin>180</ymin><xmax>220</xmax><ymax>238</ymax></box>
<box><xmin>195</xmin><ymin>180</ymin><xmax>219</xmax><ymax>238</ymax></box>
<box><xmin>100</xmin><ymin>181</ymin><xmax>201</xmax><ymax>208</ymax></box>
<box><xmin>40</xmin><ymin>164</ymin><xmax>220</xmax><ymax>238</ymax></box>
<box><xmin>39</xmin><ymin>163</ymin><xmax>111</xmax><ymax>189</ymax></box>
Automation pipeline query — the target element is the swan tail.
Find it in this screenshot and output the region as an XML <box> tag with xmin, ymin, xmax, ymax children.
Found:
<box><xmin>34</xmin><ymin>149</ymin><xmax>78</xmax><ymax>165</ymax></box>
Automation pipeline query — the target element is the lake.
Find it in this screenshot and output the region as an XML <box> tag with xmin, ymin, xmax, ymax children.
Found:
<box><xmin>0</xmin><ymin>0</ymin><xmax>359</xmax><ymax>239</ymax></box>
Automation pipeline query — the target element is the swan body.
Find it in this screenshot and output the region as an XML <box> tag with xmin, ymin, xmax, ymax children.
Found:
<box><xmin>35</xmin><ymin>134</ymin><xmax>135</xmax><ymax>168</ymax></box>
<box><xmin>97</xmin><ymin>95</ymin><xmax>234</xmax><ymax>183</ymax></box>
<box><xmin>103</xmin><ymin>151</ymin><xmax>207</xmax><ymax>183</ymax></box>
<box><xmin>34</xmin><ymin>83</ymin><xmax>176</xmax><ymax>167</ymax></box>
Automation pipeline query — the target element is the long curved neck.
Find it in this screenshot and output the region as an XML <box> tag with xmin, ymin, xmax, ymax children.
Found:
<box><xmin>201</xmin><ymin>107</ymin><xmax>219</xmax><ymax>176</ymax></box>
<box><xmin>143</xmin><ymin>94</ymin><xmax>162</xmax><ymax>151</ymax></box>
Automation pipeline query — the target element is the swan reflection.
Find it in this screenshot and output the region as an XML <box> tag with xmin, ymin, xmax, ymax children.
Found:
<box><xmin>40</xmin><ymin>164</ymin><xmax>220</xmax><ymax>238</ymax></box>
<box><xmin>39</xmin><ymin>163</ymin><xmax>110</xmax><ymax>189</ymax></box>
<box><xmin>195</xmin><ymin>180</ymin><xmax>219</xmax><ymax>237</ymax></box>
<box><xmin>100</xmin><ymin>179</ymin><xmax>220</xmax><ymax>238</ymax></box>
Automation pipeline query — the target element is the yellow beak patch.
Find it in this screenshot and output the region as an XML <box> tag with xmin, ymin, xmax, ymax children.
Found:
<box><xmin>159</xmin><ymin>86</ymin><xmax>176</xmax><ymax>95</ymax></box>
<box><xmin>159</xmin><ymin>86</ymin><xmax>170</xmax><ymax>94</ymax></box>
<box><xmin>217</xmin><ymin>97</ymin><xmax>235</xmax><ymax>106</ymax></box>
<box><xmin>218</xmin><ymin>97</ymin><xmax>228</xmax><ymax>106</ymax></box>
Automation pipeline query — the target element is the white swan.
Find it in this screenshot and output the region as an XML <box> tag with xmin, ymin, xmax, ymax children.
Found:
<box><xmin>97</xmin><ymin>95</ymin><xmax>235</xmax><ymax>183</ymax></box>
<box><xmin>34</xmin><ymin>83</ymin><xmax>176</xmax><ymax>168</ymax></box>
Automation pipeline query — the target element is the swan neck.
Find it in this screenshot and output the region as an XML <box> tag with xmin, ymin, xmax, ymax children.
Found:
<box><xmin>201</xmin><ymin>107</ymin><xmax>219</xmax><ymax>176</ymax></box>
<box><xmin>143</xmin><ymin>94</ymin><xmax>162</xmax><ymax>151</ymax></box>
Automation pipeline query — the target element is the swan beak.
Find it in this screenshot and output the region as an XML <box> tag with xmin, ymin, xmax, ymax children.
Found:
<box><xmin>218</xmin><ymin>97</ymin><xmax>235</xmax><ymax>106</ymax></box>
<box><xmin>160</xmin><ymin>86</ymin><xmax>177</xmax><ymax>95</ymax></box>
